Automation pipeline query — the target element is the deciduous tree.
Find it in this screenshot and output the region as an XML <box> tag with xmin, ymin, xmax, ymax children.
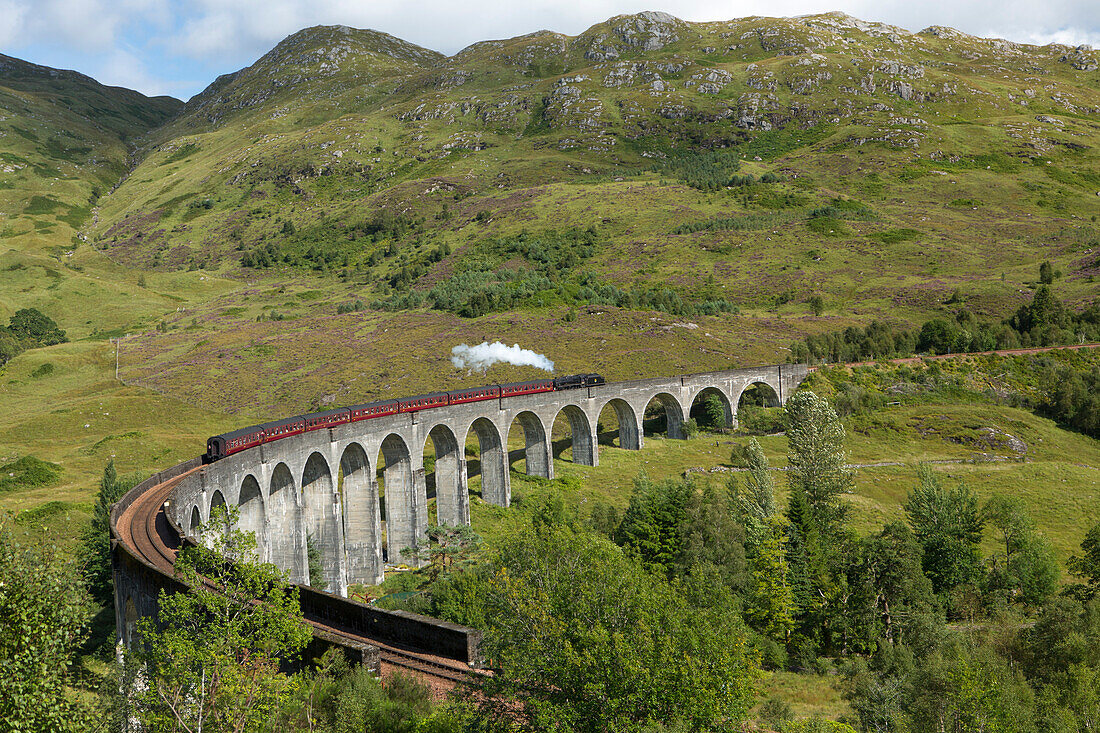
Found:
<box><xmin>904</xmin><ymin>465</ymin><xmax>983</xmax><ymax>600</ymax></box>
<box><xmin>0</xmin><ymin>518</ymin><xmax>93</xmax><ymax>733</ymax></box>
<box><xmin>473</xmin><ymin>524</ymin><xmax>760</xmax><ymax>732</ymax></box>
<box><xmin>128</xmin><ymin>508</ymin><xmax>312</xmax><ymax>732</ymax></box>
<box><xmin>785</xmin><ymin>391</ymin><xmax>854</xmax><ymax>536</ymax></box>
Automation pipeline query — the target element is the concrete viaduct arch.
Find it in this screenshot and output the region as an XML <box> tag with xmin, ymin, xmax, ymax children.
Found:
<box><xmin>171</xmin><ymin>364</ymin><xmax>806</xmax><ymax>594</ymax></box>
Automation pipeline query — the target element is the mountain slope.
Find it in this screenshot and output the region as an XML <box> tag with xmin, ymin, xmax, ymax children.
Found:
<box><xmin>0</xmin><ymin>53</ymin><xmax>181</xmax><ymax>243</ymax></box>
<box><xmin>0</xmin><ymin>56</ymin><xmax>223</xmax><ymax>342</ymax></box>
<box><xmin>85</xmin><ymin>12</ymin><xmax>1100</xmax><ymax>339</ymax></box>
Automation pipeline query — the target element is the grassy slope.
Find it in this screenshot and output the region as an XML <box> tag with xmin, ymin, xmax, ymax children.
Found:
<box><xmin>0</xmin><ymin>54</ymin><xmax>236</xmax><ymax>530</ymax></box>
<box><xmin>0</xmin><ymin>14</ymin><xmax>1097</xmax><ymax>573</ymax></box>
<box><xmin>77</xmin><ymin>13</ymin><xmax>1100</xmax><ymax>425</ymax></box>
<box><xmin>462</xmin><ymin>395</ymin><xmax>1099</xmax><ymax>566</ymax></box>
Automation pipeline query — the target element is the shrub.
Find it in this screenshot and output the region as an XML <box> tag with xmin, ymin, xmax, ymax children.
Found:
<box><xmin>0</xmin><ymin>456</ymin><xmax>63</xmax><ymax>493</ymax></box>
<box><xmin>30</xmin><ymin>362</ymin><xmax>54</xmax><ymax>378</ymax></box>
<box><xmin>7</xmin><ymin>308</ymin><xmax>67</xmax><ymax>347</ymax></box>
<box><xmin>737</xmin><ymin>406</ymin><xmax>786</xmax><ymax>435</ymax></box>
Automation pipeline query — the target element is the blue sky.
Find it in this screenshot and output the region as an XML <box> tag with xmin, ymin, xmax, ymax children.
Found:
<box><xmin>2</xmin><ymin>0</ymin><xmax>1099</xmax><ymax>100</ymax></box>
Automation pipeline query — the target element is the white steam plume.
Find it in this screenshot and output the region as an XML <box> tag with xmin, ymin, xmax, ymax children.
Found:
<box><xmin>450</xmin><ymin>341</ymin><xmax>554</xmax><ymax>373</ymax></box>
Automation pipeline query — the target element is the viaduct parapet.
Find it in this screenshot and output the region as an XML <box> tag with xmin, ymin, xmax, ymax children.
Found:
<box><xmin>161</xmin><ymin>363</ymin><xmax>808</xmax><ymax>597</ymax></box>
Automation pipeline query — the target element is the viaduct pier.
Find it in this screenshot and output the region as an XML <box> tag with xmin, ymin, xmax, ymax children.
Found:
<box><xmin>110</xmin><ymin>363</ymin><xmax>808</xmax><ymax>687</ymax></box>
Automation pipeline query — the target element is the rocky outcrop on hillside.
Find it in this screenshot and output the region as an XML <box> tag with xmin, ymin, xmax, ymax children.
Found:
<box><xmin>82</xmin><ymin>10</ymin><xmax>1100</xmax><ymax>260</ymax></box>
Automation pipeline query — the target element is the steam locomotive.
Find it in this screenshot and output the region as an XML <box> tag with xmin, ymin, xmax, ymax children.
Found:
<box><xmin>203</xmin><ymin>373</ymin><xmax>605</xmax><ymax>464</ymax></box>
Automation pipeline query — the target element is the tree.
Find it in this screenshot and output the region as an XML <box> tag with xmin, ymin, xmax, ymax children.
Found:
<box><xmin>701</xmin><ymin>393</ymin><xmax>726</xmax><ymax>428</ymax></box>
<box><xmin>278</xmin><ymin>649</ymin><xmax>447</xmax><ymax>732</ymax></box>
<box><xmin>1016</xmin><ymin>598</ymin><xmax>1100</xmax><ymax>731</ymax></box>
<box><xmin>917</xmin><ymin>318</ymin><xmax>960</xmax><ymax>354</ymax></box>
<box><xmin>905</xmin><ymin>638</ymin><xmax>1037</xmax><ymax>733</ymax></box>
<box><xmin>7</xmin><ymin>307</ymin><xmax>67</xmax><ymax>346</ymax></box>
<box><xmin>784</xmin><ymin>483</ymin><xmax>842</xmax><ymax>659</ymax></box>
<box><xmin>857</xmin><ymin>522</ymin><xmax>938</xmax><ymax>648</ymax></box>
<box><xmin>0</xmin><ymin>518</ymin><xmax>94</xmax><ymax>732</ymax></box>
<box><xmin>785</xmin><ymin>391</ymin><xmax>854</xmax><ymax>536</ymax></box>
<box><xmin>746</xmin><ymin>514</ymin><xmax>795</xmax><ymax>643</ymax></box>
<box><xmin>616</xmin><ymin>474</ymin><xmax>692</xmax><ymax>570</ymax></box>
<box><xmin>1039</xmin><ymin>260</ymin><xmax>1054</xmax><ymax>285</ymax></box>
<box><xmin>404</xmin><ymin>524</ymin><xmax>482</xmax><ymax>580</ymax></box>
<box><xmin>675</xmin><ymin>482</ymin><xmax>748</xmax><ymax>591</ymax></box>
<box><xmin>1067</xmin><ymin>521</ymin><xmax>1100</xmax><ymax>597</ymax></box>
<box><xmin>733</xmin><ymin>440</ymin><xmax>795</xmax><ymax>641</ymax></box>
<box><xmin>473</xmin><ymin>524</ymin><xmax>759</xmax><ymax>732</ymax></box>
<box><xmin>129</xmin><ymin>507</ymin><xmax>312</xmax><ymax>732</ymax></box>
<box><xmin>79</xmin><ymin>458</ymin><xmax>144</xmax><ymax>606</ymax></box>
<box><xmin>738</xmin><ymin>437</ymin><xmax>777</xmax><ymax>525</ymax></box>
<box><xmin>982</xmin><ymin>495</ymin><xmax>1059</xmax><ymax>607</ymax></box>
<box><xmin>904</xmin><ymin>465</ymin><xmax>983</xmax><ymax>600</ymax></box>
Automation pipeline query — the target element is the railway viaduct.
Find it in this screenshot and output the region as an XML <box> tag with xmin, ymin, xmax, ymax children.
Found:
<box><xmin>164</xmin><ymin>363</ymin><xmax>807</xmax><ymax>595</ymax></box>
<box><xmin>111</xmin><ymin>363</ymin><xmax>807</xmax><ymax>682</ymax></box>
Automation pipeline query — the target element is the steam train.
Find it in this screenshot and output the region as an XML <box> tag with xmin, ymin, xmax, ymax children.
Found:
<box><xmin>203</xmin><ymin>373</ymin><xmax>606</xmax><ymax>464</ymax></box>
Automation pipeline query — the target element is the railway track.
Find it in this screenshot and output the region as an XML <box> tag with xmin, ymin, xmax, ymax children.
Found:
<box><xmin>115</xmin><ymin>470</ymin><xmax>478</xmax><ymax>691</ymax></box>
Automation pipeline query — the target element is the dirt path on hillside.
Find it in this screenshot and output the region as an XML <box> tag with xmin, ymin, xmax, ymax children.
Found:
<box><xmin>683</xmin><ymin>455</ymin><xmax>1056</xmax><ymax>477</ymax></box>
<box><xmin>812</xmin><ymin>342</ymin><xmax>1100</xmax><ymax>370</ymax></box>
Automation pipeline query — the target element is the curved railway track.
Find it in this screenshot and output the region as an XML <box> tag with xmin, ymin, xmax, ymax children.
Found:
<box><xmin>114</xmin><ymin>469</ymin><xmax>478</xmax><ymax>692</ymax></box>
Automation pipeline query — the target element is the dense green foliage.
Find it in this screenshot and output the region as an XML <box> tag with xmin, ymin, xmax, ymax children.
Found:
<box><xmin>471</xmin><ymin>520</ymin><xmax>760</xmax><ymax>732</ymax></box>
<box><xmin>790</xmin><ymin>287</ymin><xmax>1100</xmax><ymax>365</ymax></box>
<box><xmin>0</xmin><ymin>519</ymin><xmax>94</xmax><ymax>732</ymax></box>
<box><xmin>0</xmin><ymin>308</ymin><xmax>68</xmax><ymax>366</ymax></box>
<box><xmin>78</xmin><ymin>459</ymin><xmax>145</xmax><ymax>605</ymax></box>
<box><xmin>241</xmin><ymin>210</ymin><xmax>425</xmax><ymax>271</ymax></box>
<box><xmin>278</xmin><ymin>651</ymin><xmax>459</xmax><ymax>733</ymax></box>
<box><xmin>127</xmin><ymin>508</ymin><xmax>313</xmax><ymax>732</ymax></box>
<box><xmin>651</xmin><ymin>148</ymin><xmax>745</xmax><ymax>191</ymax></box>
<box><xmin>904</xmin><ymin>465</ymin><xmax>983</xmax><ymax>602</ymax></box>
<box><xmin>372</xmin><ymin>228</ymin><xmax>738</xmax><ymax>318</ymax></box>
<box><xmin>1043</xmin><ymin>359</ymin><xmax>1100</xmax><ymax>436</ymax></box>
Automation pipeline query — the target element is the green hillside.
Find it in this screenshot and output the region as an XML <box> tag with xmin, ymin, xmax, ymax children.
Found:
<box><xmin>1</xmin><ymin>17</ymin><xmax>1099</xmax><ymax>728</ymax></box>
<box><xmin>0</xmin><ymin>12</ymin><xmax>1097</xmax><ymax>560</ymax></box>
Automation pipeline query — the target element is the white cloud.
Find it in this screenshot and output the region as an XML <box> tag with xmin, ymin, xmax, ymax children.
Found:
<box><xmin>0</xmin><ymin>0</ymin><xmax>30</xmax><ymax>48</ymax></box>
<box><xmin>2</xmin><ymin>0</ymin><xmax>1100</xmax><ymax>98</ymax></box>
<box><xmin>94</xmin><ymin>47</ymin><xmax>179</xmax><ymax>96</ymax></box>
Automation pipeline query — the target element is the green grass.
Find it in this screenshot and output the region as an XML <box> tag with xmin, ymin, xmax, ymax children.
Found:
<box><xmin>3</xmin><ymin>11</ymin><xmax>1100</xmax><ymax>569</ymax></box>
<box><xmin>453</xmin><ymin>395</ymin><xmax>1100</xmax><ymax>567</ymax></box>
<box><xmin>0</xmin><ymin>455</ymin><xmax>63</xmax><ymax>493</ymax></box>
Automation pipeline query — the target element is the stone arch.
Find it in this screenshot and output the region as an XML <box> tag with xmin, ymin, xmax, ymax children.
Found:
<box><xmin>507</xmin><ymin>410</ymin><xmax>552</xmax><ymax>479</ymax></box>
<box><xmin>340</xmin><ymin>442</ymin><xmax>382</xmax><ymax>586</ymax></box>
<box><xmin>736</xmin><ymin>381</ymin><xmax>782</xmax><ymax>409</ymax></box>
<box><xmin>378</xmin><ymin>434</ymin><xmax>421</xmax><ymax>566</ymax></box>
<box><xmin>466</xmin><ymin>417</ymin><xmax>508</xmax><ymax>508</ymax></box>
<box><xmin>688</xmin><ymin>386</ymin><xmax>734</xmax><ymax>430</ymax></box>
<box><xmin>426</xmin><ymin>424</ymin><xmax>465</xmax><ymax>527</ymax></box>
<box><xmin>204</xmin><ymin>490</ymin><xmax>228</xmax><ymax>546</ymax></box>
<box><xmin>596</xmin><ymin>398</ymin><xmax>642</xmax><ymax>451</ymax></box>
<box><xmin>237</xmin><ymin>475</ymin><xmax>265</xmax><ymax>555</ymax></box>
<box><xmin>268</xmin><ymin>462</ymin><xmax>305</xmax><ymax>583</ymax></box>
<box><xmin>209</xmin><ymin>489</ymin><xmax>227</xmax><ymax>521</ymax></box>
<box><xmin>552</xmin><ymin>404</ymin><xmax>597</xmax><ymax>467</ymax></box>
<box><xmin>302</xmin><ymin>452</ymin><xmax>343</xmax><ymax>593</ymax></box>
<box><xmin>643</xmin><ymin>392</ymin><xmax>686</xmax><ymax>439</ymax></box>
<box><xmin>734</xmin><ymin>381</ymin><xmax>782</xmax><ymax>432</ymax></box>
<box><xmin>188</xmin><ymin>506</ymin><xmax>201</xmax><ymax>536</ymax></box>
